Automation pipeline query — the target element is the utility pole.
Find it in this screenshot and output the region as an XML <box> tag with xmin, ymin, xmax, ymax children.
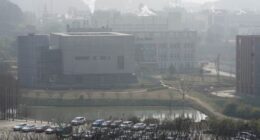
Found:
<box><xmin>216</xmin><ymin>54</ymin><xmax>220</xmax><ymax>83</ymax></box>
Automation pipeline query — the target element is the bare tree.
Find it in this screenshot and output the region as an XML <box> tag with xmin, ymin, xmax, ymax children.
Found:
<box><xmin>176</xmin><ymin>76</ymin><xmax>194</xmax><ymax>117</ymax></box>
<box><xmin>115</xmin><ymin>92</ymin><xmax>120</xmax><ymax>100</ymax></box>
<box><xmin>86</xmin><ymin>92</ymin><xmax>93</xmax><ymax>100</ymax></box>
<box><xmin>101</xmin><ymin>92</ymin><xmax>105</xmax><ymax>99</ymax></box>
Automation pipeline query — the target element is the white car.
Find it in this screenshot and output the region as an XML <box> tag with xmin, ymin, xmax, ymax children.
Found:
<box><xmin>13</xmin><ymin>123</ymin><xmax>27</xmax><ymax>131</ymax></box>
<box><xmin>71</xmin><ymin>117</ymin><xmax>87</xmax><ymax>126</ymax></box>
<box><xmin>120</xmin><ymin>121</ymin><xmax>133</xmax><ymax>129</ymax></box>
<box><xmin>132</xmin><ymin>123</ymin><xmax>146</xmax><ymax>131</ymax></box>
<box><xmin>45</xmin><ymin>126</ymin><xmax>58</xmax><ymax>135</ymax></box>
<box><xmin>21</xmin><ymin>125</ymin><xmax>35</xmax><ymax>133</ymax></box>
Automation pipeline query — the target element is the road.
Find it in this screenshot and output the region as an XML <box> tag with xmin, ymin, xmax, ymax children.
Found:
<box><xmin>204</xmin><ymin>63</ymin><xmax>235</xmax><ymax>78</ymax></box>
<box><xmin>160</xmin><ymin>80</ymin><xmax>227</xmax><ymax>119</ymax></box>
<box><xmin>0</xmin><ymin>120</ymin><xmax>48</xmax><ymax>130</ymax></box>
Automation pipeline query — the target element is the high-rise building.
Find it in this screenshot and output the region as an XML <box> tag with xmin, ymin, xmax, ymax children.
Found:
<box><xmin>17</xmin><ymin>34</ymin><xmax>49</xmax><ymax>88</ymax></box>
<box><xmin>236</xmin><ymin>35</ymin><xmax>260</xmax><ymax>94</ymax></box>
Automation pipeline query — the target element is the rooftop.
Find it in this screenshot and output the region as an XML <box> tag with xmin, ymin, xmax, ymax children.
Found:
<box><xmin>52</xmin><ymin>32</ymin><xmax>132</xmax><ymax>37</ymax></box>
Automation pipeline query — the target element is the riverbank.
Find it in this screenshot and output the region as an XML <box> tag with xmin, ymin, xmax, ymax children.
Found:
<box><xmin>20</xmin><ymin>88</ymin><xmax>212</xmax><ymax>119</ymax></box>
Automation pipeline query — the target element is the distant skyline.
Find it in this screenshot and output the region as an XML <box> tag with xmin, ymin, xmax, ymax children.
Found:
<box><xmin>9</xmin><ymin>0</ymin><xmax>260</xmax><ymax>16</ymax></box>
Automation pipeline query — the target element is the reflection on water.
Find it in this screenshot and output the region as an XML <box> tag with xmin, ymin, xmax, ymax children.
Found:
<box><xmin>27</xmin><ymin>106</ymin><xmax>207</xmax><ymax>122</ymax></box>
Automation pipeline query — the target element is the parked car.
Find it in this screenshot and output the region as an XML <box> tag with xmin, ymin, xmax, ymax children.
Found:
<box><xmin>13</xmin><ymin>123</ymin><xmax>27</xmax><ymax>131</ymax></box>
<box><xmin>101</xmin><ymin>120</ymin><xmax>112</xmax><ymax>127</ymax></box>
<box><xmin>72</xmin><ymin>132</ymin><xmax>84</xmax><ymax>140</ymax></box>
<box><xmin>110</xmin><ymin>120</ymin><xmax>123</xmax><ymax>128</ymax></box>
<box><xmin>120</xmin><ymin>121</ymin><xmax>133</xmax><ymax>129</ymax></box>
<box><xmin>82</xmin><ymin>131</ymin><xmax>95</xmax><ymax>140</ymax></box>
<box><xmin>56</xmin><ymin>124</ymin><xmax>73</xmax><ymax>138</ymax></box>
<box><xmin>92</xmin><ymin>119</ymin><xmax>105</xmax><ymax>127</ymax></box>
<box><xmin>21</xmin><ymin>125</ymin><xmax>35</xmax><ymax>133</ymax></box>
<box><xmin>132</xmin><ymin>123</ymin><xmax>146</xmax><ymax>131</ymax></box>
<box><xmin>71</xmin><ymin>117</ymin><xmax>87</xmax><ymax>126</ymax></box>
<box><xmin>45</xmin><ymin>126</ymin><xmax>58</xmax><ymax>135</ymax></box>
<box><xmin>236</xmin><ymin>132</ymin><xmax>257</xmax><ymax>140</ymax></box>
<box><xmin>35</xmin><ymin>125</ymin><xmax>49</xmax><ymax>133</ymax></box>
<box><xmin>145</xmin><ymin>124</ymin><xmax>158</xmax><ymax>131</ymax></box>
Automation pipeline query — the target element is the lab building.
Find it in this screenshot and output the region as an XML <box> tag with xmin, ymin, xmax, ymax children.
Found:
<box><xmin>17</xmin><ymin>32</ymin><xmax>137</xmax><ymax>89</ymax></box>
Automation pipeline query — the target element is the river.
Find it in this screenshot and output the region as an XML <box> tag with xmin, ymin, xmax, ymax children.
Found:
<box><xmin>25</xmin><ymin>106</ymin><xmax>207</xmax><ymax>123</ymax></box>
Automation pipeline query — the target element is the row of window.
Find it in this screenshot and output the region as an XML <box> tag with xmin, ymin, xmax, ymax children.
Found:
<box><xmin>75</xmin><ymin>56</ymin><xmax>112</xmax><ymax>61</ymax></box>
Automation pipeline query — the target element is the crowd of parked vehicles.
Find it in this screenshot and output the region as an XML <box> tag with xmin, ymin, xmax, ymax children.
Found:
<box><xmin>11</xmin><ymin>117</ymin><xmax>258</xmax><ymax>140</ymax></box>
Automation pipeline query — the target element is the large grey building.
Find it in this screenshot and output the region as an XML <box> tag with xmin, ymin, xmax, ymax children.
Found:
<box><xmin>236</xmin><ymin>35</ymin><xmax>260</xmax><ymax>95</ymax></box>
<box><xmin>18</xmin><ymin>34</ymin><xmax>50</xmax><ymax>88</ymax></box>
<box><xmin>18</xmin><ymin>32</ymin><xmax>136</xmax><ymax>89</ymax></box>
<box><xmin>116</xmin><ymin>29</ymin><xmax>198</xmax><ymax>73</ymax></box>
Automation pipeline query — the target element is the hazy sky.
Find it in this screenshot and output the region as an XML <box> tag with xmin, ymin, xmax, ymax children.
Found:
<box><xmin>9</xmin><ymin>0</ymin><xmax>260</xmax><ymax>15</ymax></box>
<box><xmin>183</xmin><ymin>0</ymin><xmax>219</xmax><ymax>4</ymax></box>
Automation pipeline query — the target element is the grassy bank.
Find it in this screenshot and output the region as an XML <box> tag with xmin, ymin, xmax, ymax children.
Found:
<box><xmin>21</xmin><ymin>98</ymin><xmax>189</xmax><ymax>108</ymax></box>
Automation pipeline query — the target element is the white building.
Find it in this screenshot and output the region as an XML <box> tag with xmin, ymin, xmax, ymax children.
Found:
<box><xmin>51</xmin><ymin>32</ymin><xmax>135</xmax><ymax>75</ymax></box>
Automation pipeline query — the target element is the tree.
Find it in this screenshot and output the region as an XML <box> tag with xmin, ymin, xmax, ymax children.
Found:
<box><xmin>0</xmin><ymin>0</ymin><xmax>23</xmax><ymax>36</ymax></box>
<box><xmin>177</xmin><ymin>77</ymin><xmax>193</xmax><ymax>114</ymax></box>
<box><xmin>86</xmin><ymin>92</ymin><xmax>93</xmax><ymax>100</ymax></box>
<box><xmin>168</xmin><ymin>64</ymin><xmax>176</xmax><ymax>78</ymax></box>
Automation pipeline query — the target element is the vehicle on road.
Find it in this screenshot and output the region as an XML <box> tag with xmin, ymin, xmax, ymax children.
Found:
<box><xmin>82</xmin><ymin>130</ymin><xmax>95</xmax><ymax>140</ymax></box>
<box><xmin>111</xmin><ymin>120</ymin><xmax>123</xmax><ymax>128</ymax></box>
<box><xmin>71</xmin><ymin>117</ymin><xmax>87</xmax><ymax>126</ymax></box>
<box><xmin>120</xmin><ymin>121</ymin><xmax>133</xmax><ymax>129</ymax></box>
<box><xmin>45</xmin><ymin>126</ymin><xmax>58</xmax><ymax>135</ymax></box>
<box><xmin>132</xmin><ymin>123</ymin><xmax>146</xmax><ymax>131</ymax></box>
<box><xmin>92</xmin><ymin>119</ymin><xmax>105</xmax><ymax>127</ymax></box>
<box><xmin>21</xmin><ymin>125</ymin><xmax>35</xmax><ymax>133</ymax></box>
<box><xmin>35</xmin><ymin>125</ymin><xmax>49</xmax><ymax>133</ymax></box>
<box><xmin>145</xmin><ymin>124</ymin><xmax>158</xmax><ymax>132</ymax></box>
<box><xmin>13</xmin><ymin>123</ymin><xmax>27</xmax><ymax>131</ymax></box>
<box><xmin>101</xmin><ymin>120</ymin><xmax>112</xmax><ymax>128</ymax></box>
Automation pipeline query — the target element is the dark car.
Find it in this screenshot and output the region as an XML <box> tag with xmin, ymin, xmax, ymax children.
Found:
<box><xmin>35</xmin><ymin>125</ymin><xmax>49</xmax><ymax>133</ymax></box>
<box><xmin>71</xmin><ymin>117</ymin><xmax>87</xmax><ymax>126</ymax></box>
<box><xmin>110</xmin><ymin>120</ymin><xmax>123</xmax><ymax>128</ymax></box>
<box><xmin>92</xmin><ymin>119</ymin><xmax>105</xmax><ymax>127</ymax></box>
<box><xmin>13</xmin><ymin>123</ymin><xmax>27</xmax><ymax>131</ymax></box>
<box><xmin>56</xmin><ymin>125</ymin><xmax>73</xmax><ymax>138</ymax></box>
<box><xmin>21</xmin><ymin>125</ymin><xmax>35</xmax><ymax>133</ymax></box>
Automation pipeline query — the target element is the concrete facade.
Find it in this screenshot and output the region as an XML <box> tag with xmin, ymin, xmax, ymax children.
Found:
<box><xmin>127</xmin><ymin>30</ymin><xmax>198</xmax><ymax>73</ymax></box>
<box><xmin>17</xmin><ymin>34</ymin><xmax>49</xmax><ymax>88</ymax></box>
<box><xmin>18</xmin><ymin>32</ymin><xmax>136</xmax><ymax>89</ymax></box>
<box><xmin>51</xmin><ymin>32</ymin><xmax>135</xmax><ymax>75</ymax></box>
<box><xmin>236</xmin><ymin>35</ymin><xmax>260</xmax><ymax>94</ymax></box>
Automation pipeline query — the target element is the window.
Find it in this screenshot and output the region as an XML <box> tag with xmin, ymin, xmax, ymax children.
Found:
<box><xmin>75</xmin><ymin>56</ymin><xmax>90</xmax><ymax>60</ymax></box>
<box><xmin>117</xmin><ymin>56</ymin><xmax>125</xmax><ymax>70</ymax></box>
<box><xmin>100</xmin><ymin>56</ymin><xmax>106</xmax><ymax>60</ymax></box>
